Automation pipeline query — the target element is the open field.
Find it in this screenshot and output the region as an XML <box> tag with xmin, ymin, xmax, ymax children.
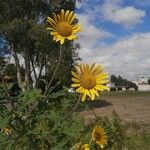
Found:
<box><xmin>80</xmin><ymin>91</ymin><xmax>150</xmax><ymax>149</ymax></box>
<box><xmin>80</xmin><ymin>91</ymin><xmax>150</xmax><ymax>131</ymax></box>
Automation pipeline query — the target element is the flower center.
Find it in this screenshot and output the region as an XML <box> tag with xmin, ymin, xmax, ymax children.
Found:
<box><xmin>81</xmin><ymin>73</ymin><xmax>96</xmax><ymax>89</ymax></box>
<box><xmin>57</xmin><ymin>22</ymin><xmax>72</xmax><ymax>37</ymax></box>
<box><xmin>95</xmin><ymin>132</ymin><xmax>101</xmax><ymax>141</ymax></box>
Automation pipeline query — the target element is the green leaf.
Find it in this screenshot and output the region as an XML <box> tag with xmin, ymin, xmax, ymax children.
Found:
<box><xmin>0</xmin><ymin>133</ymin><xmax>7</xmax><ymax>143</ymax></box>
<box><xmin>48</xmin><ymin>90</ymin><xmax>66</xmax><ymax>99</ymax></box>
<box><xmin>19</xmin><ymin>88</ymin><xmax>42</xmax><ymax>109</ymax></box>
<box><xmin>0</xmin><ymin>117</ymin><xmax>9</xmax><ymax>128</ymax></box>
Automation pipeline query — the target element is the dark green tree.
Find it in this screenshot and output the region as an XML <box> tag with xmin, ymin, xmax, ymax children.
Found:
<box><xmin>148</xmin><ymin>78</ymin><xmax>150</xmax><ymax>85</ymax></box>
<box><xmin>110</xmin><ymin>74</ymin><xmax>138</xmax><ymax>90</ymax></box>
<box><xmin>0</xmin><ymin>0</ymin><xmax>80</xmax><ymax>91</ymax></box>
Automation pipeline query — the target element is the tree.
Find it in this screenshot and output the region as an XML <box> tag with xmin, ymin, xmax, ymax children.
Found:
<box><xmin>0</xmin><ymin>0</ymin><xmax>80</xmax><ymax>91</ymax></box>
<box><xmin>148</xmin><ymin>78</ymin><xmax>150</xmax><ymax>85</ymax></box>
<box><xmin>110</xmin><ymin>74</ymin><xmax>138</xmax><ymax>90</ymax></box>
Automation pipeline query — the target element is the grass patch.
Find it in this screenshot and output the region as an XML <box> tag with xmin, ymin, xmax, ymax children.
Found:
<box><xmin>124</xmin><ymin>123</ymin><xmax>150</xmax><ymax>150</ymax></box>
<box><xmin>102</xmin><ymin>91</ymin><xmax>150</xmax><ymax>97</ymax></box>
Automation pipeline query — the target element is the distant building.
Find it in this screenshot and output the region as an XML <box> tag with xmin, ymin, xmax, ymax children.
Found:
<box><xmin>107</xmin><ymin>82</ymin><xmax>116</xmax><ymax>91</ymax></box>
<box><xmin>133</xmin><ymin>76</ymin><xmax>150</xmax><ymax>91</ymax></box>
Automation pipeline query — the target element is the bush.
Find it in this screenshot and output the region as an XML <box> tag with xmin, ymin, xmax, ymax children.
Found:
<box><xmin>0</xmin><ymin>85</ymin><xmax>127</xmax><ymax>149</ymax></box>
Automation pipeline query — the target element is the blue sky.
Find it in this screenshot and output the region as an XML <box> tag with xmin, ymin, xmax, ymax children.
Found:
<box><xmin>75</xmin><ymin>0</ymin><xmax>150</xmax><ymax>80</ymax></box>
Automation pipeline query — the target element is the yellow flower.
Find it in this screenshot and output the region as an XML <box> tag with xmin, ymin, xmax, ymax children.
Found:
<box><xmin>79</xmin><ymin>144</ymin><xmax>90</xmax><ymax>150</ymax></box>
<box><xmin>2</xmin><ymin>127</ymin><xmax>12</xmax><ymax>135</ymax></box>
<box><xmin>74</xmin><ymin>143</ymin><xmax>90</xmax><ymax>150</ymax></box>
<box><xmin>71</xmin><ymin>63</ymin><xmax>109</xmax><ymax>101</ymax></box>
<box><xmin>47</xmin><ymin>9</ymin><xmax>82</xmax><ymax>44</ymax></box>
<box><xmin>92</xmin><ymin>126</ymin><xmax>107</xmax><ymax>148</ymax></box>
<box><xmin>4</xmin><ymin>75</ymin><xmax>11</xmax><ymax>80</ymax></box>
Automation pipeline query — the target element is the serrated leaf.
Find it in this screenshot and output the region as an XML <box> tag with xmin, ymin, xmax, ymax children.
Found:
<box><xmin>19</xmin><ymin>88</ymin><xmax>42</xmax><ymax>108</ymax></box>
<box><xmin>0</xmin><ymin>117</ymin><xmax>9</xmax><ymax>128</ymax></box>
<box><xmin>48</xmin><ymin>90</ymin><xmax>66</xmax><ymax>99</ymax></box>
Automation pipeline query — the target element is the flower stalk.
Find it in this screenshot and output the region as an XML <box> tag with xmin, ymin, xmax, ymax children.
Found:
<box><xmin>44</xmin><ymin>44</ymin><xmax>63</xmax><ymax>96</ymax></box>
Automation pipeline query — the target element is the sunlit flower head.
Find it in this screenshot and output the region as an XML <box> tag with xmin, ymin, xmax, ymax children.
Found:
<box><xmin>92</xmin><ymin>126</ymin><xmax>107</xmax><ymax>148</ymax></box>
<box><xmin>79</xmin><ymin>144</ymin><xmax>90</xmax><ymax>150</ymax></box>
<box><xmin>4</xmin><ymin>75</ymin><xmax>11</xmax><ymax>80</ymax></box>
<box><xmin>1</xmin><ymin>127</ymin><xmax>12</xmax><ymax>135</ymax></box>
<box><xmin>71</xmin><ymin>63</ymin><xmax>109</xmax><ymax>101</ymax></box>
<box><xmin>75</xmin><ymin>143</ymin><xmax>90</xmax><ymax>150</ymax></box>
<box><xmin>47</xmin><ymin>9</ymin><xmax>82</xmax><ymax>44</ymax></box>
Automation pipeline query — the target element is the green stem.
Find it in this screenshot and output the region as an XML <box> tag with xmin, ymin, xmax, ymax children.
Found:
<box><xmin>25</xmin><ymin>45</ymin><xmax>63</xmax><ymax>120</ymax></box>
<box><xmin>44</xmin><ymin>44</ymin><xmax>63</xmax><ymax>96</ymax></box>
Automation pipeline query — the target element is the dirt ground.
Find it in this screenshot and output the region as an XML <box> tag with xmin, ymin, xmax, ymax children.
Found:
<box><xmin>80</xmin><ymin>92</ymin><xmax>150</xmax><ymax>131</ymax></box>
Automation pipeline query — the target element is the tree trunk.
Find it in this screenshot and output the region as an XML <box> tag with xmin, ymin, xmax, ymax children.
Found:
<box><xmin>24</xmin><ymin>50</ymin><xmax>32</xmax><ymax>89</ymax></box>
<box><xmin>13</xmin><ymin>51</ymin><xmax>25</xmax><ymax>92</ymax></box>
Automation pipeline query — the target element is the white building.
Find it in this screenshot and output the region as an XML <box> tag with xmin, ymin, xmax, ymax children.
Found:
<box><xmin>133</xmin><ymin>77</ymin><xmax>150</xmax><ymax>91</ymax></box>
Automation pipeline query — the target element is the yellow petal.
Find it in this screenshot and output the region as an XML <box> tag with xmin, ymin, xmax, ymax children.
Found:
<box><xmin>61</xmin><ymin>9</ymin><xmax>65</xmax><ymax>21</ymax></box>
<box><xmin>96</xmin><ymin>80</ymin><xmax>109</xmax><ymax>84</ymax></box>
<box><xmin>72</xmin><ymin>26</ymin><xmax>82</xmax><ymax>33</ymax></box>
<box><xmin>60</xmin><ymin>38</ymin><xmax>65</xmax><ymax>44</ymax></box>
<box><xmin>97</xmin><ymin>76</ymin><xmax>109</xmax><ymax>81</ymax></box>
<box><xmin>76</xmin><ymin>87</ymin><xmax>83</xmax><ymax>93</ymax></box>
<box><xmin>92</xmin><ymin>89</ymin><xmax>99</xmax><ymax>97</ymax></box>
<box><xmin>90</xmin><ymin>63</ymin><xmax>96</xmax><ymax>71</ymax></box>
<box><xmin>47</xmin><ymin>17</ymin><xmax>57</xmax><ymax>26</ymax></box>
<box><xmin>68</xmin><ymin>14</ymin><xmax>76</xmax><ymax>24</ymax></box>
<box><xmin>71</xmin><ymin>71</ymin><xmax>80</xmax><ymax>79</ymax></box>
<box><xmin>92</xmin><ymin>65</ymin><xmax>102</xmax><ymax>75</ymax></box>
<box><xmin>71</xmin><ymin>83</ymin><xmax>80</xmax><ymax>88</ymax></box>
<box><xmin>95</xmin><ymin>85</ymin><xmax>109</xmax><ymax>91</ymax></box>
<box><xmin>75</xmin><ymin>66</ymin><xmax>80</xmax><ymax>74</ymax></box>
<box><xmin>53</xmin><ymin>13</ymin><xmax>59</xmax><ymax>23</ymax></box>
<box><xmin>85</xmin><ymin>89</ymin><xmax>91</xmax><ymax>97</ymax></box>
<box><xmin>67</xmin><ymin>11</ymin><xmax>73</xmax><ymax>23</ymax></box>
<box><xmin>47</xmin><ymin>27</ymin><xmax>56</xmax><ymax>31</ymax></box>
<box><xmin>67</xmin><ymin>34</ymin><xmax>77</xmax><ymax>40</ymax></box>
<box><xmin>90</xmin><ymin>89</ymin><xmax>95</xmax><ymax>100</ymax></box>
<box><xmin>83</xmin><ymin>64</ymin><xmax>87</xmax><ymax>72</ymax></box>
<box><xmin>72</xmin><ymin>23</ymin><xmax>81</xmax><ymax>29</ymax></box>
<box><xmin>57</xmin><ymin>14</ymin><xmax>61</xmax><ymax>22</ymax></box>
<box><xmin>85</xmin><ymin>64</ymin><xmax>90</xmax><ymax>72</ymax></box>
<box><xmin>71</xmin><ymin>78</ymin><xmax>80</xmax><ymax>83</ymax></box>
<box><xmin>81</xmin><ymin>92</ymin><xmax>86</xmax><ymax>102</ymax></box>
<box><xmin>97</xmin><ymin>73</ymin><xmax>108</xmax><ymax>79</ymax></box>
<box><xmin>53</xmin><ymin>35</ymin><xmax>61</xmax><ymax>42</ymax></box>
<box><xmin>51</xmin><ymin>31</ymin><xmax>58</xmax><ymax>35</ymax></box>
<box><xmin>47</xmin><ymin>21</ymin><xmax>56</xmax><ymax>29</ymax></box>
<box><xmin>78</xmin><ymin>64</ymin><xmax>84</xmax><ymax>74</ymax></box>
<box><xmin>65</xmin><ymin>10</ymin><xmax>70</xmax><ymax>20</ymax></box>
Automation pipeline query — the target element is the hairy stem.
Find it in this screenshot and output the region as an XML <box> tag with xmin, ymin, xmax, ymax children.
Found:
<box><xmin>44</xmin><ymin>44</ymin><xmax>63</xmax><ymax>96</ymax></box>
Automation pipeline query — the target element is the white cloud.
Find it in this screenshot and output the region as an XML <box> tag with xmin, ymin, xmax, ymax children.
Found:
<box><xmin>77</xmin><ymin>13</ymin><xmax>111</xmax><ymax>49</ymax></box>
<box><xmin>101</xmin><ymin>2</ymin><xmax>146</xmax><ymax>28</ymax></box>
<box><xmin>135</xmin><ymin>0</ymin><xmax>150</xmax><ymax>6</ymax></box>
<box><xmin>76</xmin><ymin>0</ymin><xmax>83</xmax><ymax>9</ymax></box>
<box><xmin>79</xmin><ymin>32</ymin><xmax>150</xmax><ymax>79</ymax></box>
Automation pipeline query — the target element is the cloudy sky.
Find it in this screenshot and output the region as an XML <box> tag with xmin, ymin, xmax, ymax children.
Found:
<box><xmin>75</xmin><ymin>0</ymin><xmax>150</xmax><ymax>80</ymax></box>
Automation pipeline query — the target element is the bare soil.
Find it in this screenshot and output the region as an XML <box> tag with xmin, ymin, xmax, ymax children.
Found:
<box><xmin>80</xmin><ymin>92</ymin><xmax>150</xmax><ymax>131</ymax></box>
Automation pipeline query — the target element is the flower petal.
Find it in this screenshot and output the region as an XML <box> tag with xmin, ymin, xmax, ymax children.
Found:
<box><xmin>67</xmin><ymin>11</ymin><xmax>73</xmax><ymax>23</ymax></box>
<box><xmin>71</xmin><ymin>83</ymin><xmax>80</xmax><ymax>88</ymax></box>
<box><xmin>60</xmin><ymin>38</ymin><xmax>65</xmax><ymax>44</ymax></box>
<box><xmin>81</xmin><ymin>92</ymin><xmax>86</xmax><ymax>102</ymax></box>
<box><xmin>71</xmin><ymin>71</ymin><xmax>80</xmax><ymax>79</ymax></box>
<box><xmin>65</xmin><ymin>10</ymin><xmax>70</xmax><ymax>20</ymax></box>
<box><xmin>76</xmin><ymin>87</ymin><xmax>83</xmax><ymax>93</ymax></box>
<box><xmin>71</xmin><ymin>78</ymin><xmax>80</xmax><ymax>83</ymax></box>
<box><xmin>61</xmin><ymin>9</ymin><xmax>65</xmax><ymax>21</ymax></box>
